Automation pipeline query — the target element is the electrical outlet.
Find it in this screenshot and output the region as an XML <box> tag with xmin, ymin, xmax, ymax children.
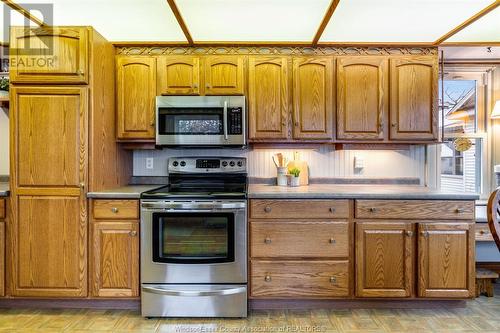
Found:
<box><xmin>146</xmin><ymin>158</ymin><xmax>154</xmax><ymax>169</ymax></box>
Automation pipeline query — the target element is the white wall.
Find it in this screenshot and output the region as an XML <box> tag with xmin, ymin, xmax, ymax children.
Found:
<box><xmin>0</xmin><ymin>108</ymin><xmax>8</xmax><ymax>175</ymax></box>
<box><xmin>133</xmin><ymin>145</ymin><xmax>426</xmax><ymax>181</ymax></box>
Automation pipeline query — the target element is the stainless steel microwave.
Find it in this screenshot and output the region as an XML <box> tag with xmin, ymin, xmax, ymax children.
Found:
<box><xmin>155</xmin><ymin>96</ymin><xmax>246</xmax><ymax>146</ymax></box>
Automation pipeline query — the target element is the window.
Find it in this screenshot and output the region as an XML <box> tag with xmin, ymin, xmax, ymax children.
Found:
<box><xmin>438</xmin><ymin>67</ymin><xmax>490</xmax><ymax>195</ymax></box>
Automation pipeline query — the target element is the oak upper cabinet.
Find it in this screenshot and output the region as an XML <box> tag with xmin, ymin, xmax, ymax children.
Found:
<box><xmin>157</xmin><ymin>56</ymin><xmax>201</xmax><ymax>95</ymax></box>
<box><xmin>418</xmin><ymin>222</ymin><xmax>475</xmax><ymax>298</ymax></box>
<box><xmin>91</xmin><ymin>222</ymin><xmax>139</xmax><ymax>297</ymax></box>
<box><xmin>10</xmin><ymin>26</ymin><xmax>88</xmax><ymax>84</ymax></box>
<box><xmin>356</xmin><ymin>222</ymin><xmax>414</xmax><ymax>298</ymax></box>
<box><xmin>248</xmin><ymin>56</ymin><xmax>290</xmax><ymax>140</ymax></box>
<box><xmin>116</xmin><ymin>56</ymin><xmax>157</xmax><ymax>140</ymax></box>
<box><xmin>204</xmin><ymin>56</ymin><xmax>245</xmax><ymax>95</ymax></box>
<box><xmin>12</xmin><ymin>86</ymin><xmax>88</xmax><ymax>188</ymax></box>
<box><xmin>337</xmin><ymin>57</ymin><xmax>388</xmax><ymax>141</ymax></box>
<box><xmin>292</xmin><ymin>57</ymin><xmax>334</xmax><ymax>140</ymax></box>
<box><xmin>390</xmin><ymin>56</ymin><xmax>438</xmax><ymax>141</ymax></box>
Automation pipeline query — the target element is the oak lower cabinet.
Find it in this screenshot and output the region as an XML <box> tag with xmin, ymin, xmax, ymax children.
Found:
<box><xmin>355</xmin><ymin>221</ymin><xmax>414</xmax><ymax>297</ymax></box>
<box><xmin>91</xmin><ymin>200</ymin><xmax>139</xmax><ymax>298</ymax></box>
<box><xmin>116</xmin><ymin>56</ymin><xmax>157</xmax><ymax>140</ymax></box>
<box><xmin>249</xmin><ymin>199</ymin><xmax>352</xmax><ymax>298</ymax></box>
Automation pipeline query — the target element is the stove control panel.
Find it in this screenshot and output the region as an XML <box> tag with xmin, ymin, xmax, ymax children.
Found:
<box><xmin>168</xmin><ymin>157</ymin><xmax>247</xmax><ymax>173</ymax></box>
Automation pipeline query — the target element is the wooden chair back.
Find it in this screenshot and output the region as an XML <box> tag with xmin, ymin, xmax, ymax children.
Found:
<box><xmin>487</xmin><ymin>187</ymin><xmax>500</xmax><ymax>251</ymax></box>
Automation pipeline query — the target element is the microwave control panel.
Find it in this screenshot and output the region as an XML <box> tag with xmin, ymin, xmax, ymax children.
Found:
<box><xmin>228</xmin><ymin>107</ymin><xmax>243</xmax><ymax>135</ymax></box>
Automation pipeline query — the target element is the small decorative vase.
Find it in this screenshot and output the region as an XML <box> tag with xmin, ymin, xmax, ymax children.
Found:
<box><xmin>289</xmin><ymin>176</ymin><xmax>300</xmax><ymax>187</ymax></box>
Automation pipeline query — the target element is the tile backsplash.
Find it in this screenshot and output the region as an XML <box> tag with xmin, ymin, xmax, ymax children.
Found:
<box><xmin>133</xmin><ymin>145</ymin><xmax>426</xmax><ymax>181</ymax></box>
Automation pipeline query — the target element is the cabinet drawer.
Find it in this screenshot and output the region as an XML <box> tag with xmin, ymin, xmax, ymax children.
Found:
<box><xmin>475</xmin><ymin>224</ymin><xmax>493</xmax><ymax>242</ymax></box>
<box><xmin>93</xmin><ymin>200</ymin><xmax>139</xmax><ymax>219</ymax></box>
<box><xmin>251</xmin><ymin>260</ymin><xmax>349</xmax><ymax>298</ymax></box>
<box><xmin>355</xmin><ymin>200</ymin><xmax>474</xmax><ymax>220</ymax></box>
<box><xmin>250</xmin><ymin>221</ymin><xmax>349</xmax><ymax>258</ymax></box>
<box><xmin>250</xmin><ymin>199</ymin><xmax>349</xmax><ymax>219</ymax></box>
<box><xmin>0</xmin><ymin>199</ymin><xmax>4</xmax><ymax>219</ymax></box>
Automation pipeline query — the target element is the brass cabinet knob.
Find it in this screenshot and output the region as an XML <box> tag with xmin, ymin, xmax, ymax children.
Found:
<box><xmin>391</xmin><ymin>123</ymin><xmax>397</xmax><ymax>128</ymax></box>
<box><xmin>193</xmin><ymin>83</ymin><xmax>198</xmax><ymax>88</ymax></box>
<box><xmin>421</xmin><ymin>230</ymin><xmax>429</xmax><ymax>237</ymax></box>
<box><xmin>455</xmin><ymin>208</ymin><xmax>465</xmax><ymax>214</ymax></box>
<box><xmin>77</xmin><ymin>69</ymin><xmax>84</xmax><ymax>75</ymax></box>
<box><xmin>329</xmin><ymin>238</ymin><xmax>336</xmax><ymax>244</ymax></box>
<box><xmin>206</xmin><ymin>84</ymin><xmax>211</xmax><ymax>89</ymax></box>
<box><xmin>129</xmin><ymin>230</ymin><xmax>137</xmax><ymax>237</ymax></box>
<box><xmin>111</xmin><ymin>207</ymin><xmax>119</xmax><ymax>213</ymax></box>
<box><xmin>79</xmin><ymin>182</ymin><xmax>85</xmax><ymax>189</ymax></box>
<box><xmin>294</xmin><ymin>122</ymin><xmax>299</xmax><ymax>127</ymax></box>
<box><xmin>150</xmin><ymin>122</ymin><xmax>155</xmax><ymax>127</ymax></box>
<box><xmin>330</xmin><ymin>276</ymin><xmax>337</xmax><ymax>284</ymax></box>
<box><xmin>329</xmin><ymin>207</ymin><xmax>336</xmax><ymax>213</ymax></box>
<box><xmin>369</xmin><ymin>207</ymin><xmax>377</xmax><ymax>213</ymax></box>
<box><xmin>405</xmin><ymin>230</ymin><xmax>413</xmax><ymax>237</ymax></box>
<box><xmin>265</xmin><ymin>275</ymin><xmax>272</xmax><ymax>282</ymax></box>
<box><xmin>264</xmin><ymin>206</ymin><xmax>272</xmax><ymax>213</ymax></box>
<box><xmin>480</xmin><ymin>230</ymin><xmax>485</xmax><ymax>235</ymax></box>
<box><xmin>264</xmin><ymin>237</ymin><xmax>272</xmax><ymax>244</ymax></box>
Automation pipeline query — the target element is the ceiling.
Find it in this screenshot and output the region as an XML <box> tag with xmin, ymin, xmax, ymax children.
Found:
<box><xmin>1</xmin><ymin>0</ymin><xmax>499</xmax><ymax>45</ymax></box>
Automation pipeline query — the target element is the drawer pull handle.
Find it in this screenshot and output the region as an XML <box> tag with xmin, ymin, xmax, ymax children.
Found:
<box><xmin>455</xmin><ymin>208</ymin><xmax>465</xmax><ymax>214</ymax></box>
<box><xmin>264</xmin><ymin>237</ymin><xmax>272</xmax><ymax>244</ymax></box>
<box><xmin>329</xmin><ymin>238</ymin><xmax>336</xmax><ymax>244</ymax></box>
<box><xmin>369</xmin><ymin>208</ymin><xmax>377</xmax><ymax>213</ymax></box>
<box><xmin>129</xmin><ymin>231</ymin><xmax>137</xmax><ymax>237</ymax></box>
<box><xmin>329</xmin><ymin>207</ymin><xmax>336</xmax><ymax>213</ymax></box>
<box><xmin>111</xmin><ymin>207</ymin><xmax>119</xmax><ymax>213</ymax></box>
<box><xmin>330</xmin><ymin>277</ymin><xmax>336</xmax><ymax>284</ymax></box>
<box><xmin>265</xmin><ymin>275</ymin><xmax>272</xmax><ymax>282</ymax></box>
<box><xmin>264</xmin><ymin>206</ymin><xmax>272</xmax><ymax>213</ymax></box>
<box><xmin>405</xmin><ymin>231</ymin><xmax>413</xmax><ymax>237</ymax></box>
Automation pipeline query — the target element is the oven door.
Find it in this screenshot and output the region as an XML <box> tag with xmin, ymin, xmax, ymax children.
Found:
<box><xmin>155</xmin><ymin>96</ymin><xmax>246</xmax><ymax>146</ymax></box>
<box><xmin>141</xmin><ymin>200</ymin><xmax>247</xmax><ymax>284</ymax></box>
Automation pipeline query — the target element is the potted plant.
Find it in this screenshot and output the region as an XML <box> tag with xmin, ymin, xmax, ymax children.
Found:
<box><xmin>288</xmin><ymin>167</ymin><xmax>301</xmax><ymax>187</ymax></box>
<box><xmin>0</xmin><ymin>77</ymin><xmax>8</xmax><ymax>99</ymax></box>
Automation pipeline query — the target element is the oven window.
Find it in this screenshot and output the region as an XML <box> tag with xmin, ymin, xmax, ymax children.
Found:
<box><xmin>152</xmin><ymin>213</ymin><xmax>235</xmax><ymax>264</ymax></box>
<box><xmin>158</xmin><ymin>108</ymin><xmax>223</xmax><ymax>135</ymax></box>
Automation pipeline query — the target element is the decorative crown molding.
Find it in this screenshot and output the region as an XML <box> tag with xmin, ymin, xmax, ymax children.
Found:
<box><xmin>116</xmin><ymin>46</ymin><xmax>438</xmax><ymax>56</ymax></box>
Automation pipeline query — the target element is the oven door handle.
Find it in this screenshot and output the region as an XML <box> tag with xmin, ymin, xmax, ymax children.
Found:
<box><xmin>141</xmin><ymin>202</ymin><xmax>246</xmax><ymax>210</ymax></box>
<box><xmin>223</xmin><ymin>100</ymin><xmax>229</xmax><ymax>140</ymax></box>
<box><xmin>142</xmin><ymin>286</ymin><xmax>246</xmax><ymax>297</ymax></box>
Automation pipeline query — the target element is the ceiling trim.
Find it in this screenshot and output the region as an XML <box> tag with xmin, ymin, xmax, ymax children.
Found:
<box><xmin>1</xmin><ymin>0</ymin><xmax>48</xmax><ymax>27</ymax></box>
<box><xmin>112</xmin><ymin>41</ymin><xmax>191</xmax><ymax>47</ymax></box>
<box><xmin>434</xmin><ymin>0</ymin><xmax>500</xmax><ymax>45</ymax></box>
<box><xmin>440</xmin><ymin>42</ymin><xmax>500</xmax><ymax>46</ymax></box>
<box><xmin>166</xmin><ymin>0</ymin><xmax>193</xmax><ymax>45</ymax></box>
<box><xmin>317</xmin><ymin>42</ymin><xmax>434</xmax><ymax>47</ymax></box>
<box><xmin>312</xmin><ymin>0</ymin><xmax>340</xmax><ymax>46</ymax></box>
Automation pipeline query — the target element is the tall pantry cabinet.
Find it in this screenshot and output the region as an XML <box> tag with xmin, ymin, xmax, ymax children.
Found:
<box><xmin>8</xmin><ymin>27</ymin><xmax>131</xmax><ymax>297</ymax></box>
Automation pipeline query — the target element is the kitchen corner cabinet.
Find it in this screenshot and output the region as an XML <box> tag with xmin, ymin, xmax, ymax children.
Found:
<box><xmin>336</xmin><ymin>57</ymin><xmax>388</xmax><ymax>141</ymax></box>
<box><xmin>157</xmin><ymin>56</ymin><xmax>201</xmax><ymax>95</ymax></box>
<box><xmin>204</xmin><ymin>56</ymin><xmax>245</xmax><ymax>95</ymax></box>
<box><xmin>418</xmin><ymin>222</ymin><xmax>475</xmax><ymax>298</ymax></box>
<box><xmin>10</xmin><ymin>26</ymin><xmax>89</xmax><ymax>84</ymax></box>
<box><xmin>292</xmin><ymin>57</ymin><xmax>334</xmax><ymax>140</ymax></box>
<box><xmin>116</xmin><ymin>56</ymin><xmax>157</xmax><ymax>140</ymax></box>
<box><xmin>390</xmin><ymin>57</ymin><xmax>438</xmax><ymax>141</ymax></box>
<box><xmin>355</xmin><ymin>222</ymin><xmax>413</xmax><ymax>297</ymax></box>
<box><xmin>248</xmin><ymin>56</ymin><xmax>290</xmax><ymax>140</ymax></box>
<box><xmin>91</xmin><ymin>200</ymin><xmax>139</xmax><ymax>298</ymax></box>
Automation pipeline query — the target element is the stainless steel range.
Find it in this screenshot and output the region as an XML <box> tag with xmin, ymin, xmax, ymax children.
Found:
<box><xmin>140</xmin><ymin>157</ymin><xmax>248</xmax><ymax>318</ymax></box>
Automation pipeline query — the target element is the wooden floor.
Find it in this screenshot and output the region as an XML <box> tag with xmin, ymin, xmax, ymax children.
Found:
<box><xmin>1</xmin><ymin>287</ymin><xmax>500</xmax><ymax>332</ymax></box>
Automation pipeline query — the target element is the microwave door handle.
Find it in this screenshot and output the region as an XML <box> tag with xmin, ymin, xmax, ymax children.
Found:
<box><xmin>223</xmin><ymin>101</ymin><xmax>229</xmax><ymax>140</ymax></box>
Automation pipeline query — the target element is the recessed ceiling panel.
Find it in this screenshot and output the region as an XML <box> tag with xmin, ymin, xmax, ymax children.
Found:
<box><xmin>18</xmin><ymin>0</ymin><xmax>186</xmax><ymax>41</ymax></box>
<box><xmin>320</xmin><ymin>0</ymin><xmax>495</xmax><ymax>43</ymax></box>
<box><xmin>446</xmin><ymin>7</ymin><xmax>500</xmax><ymax>42</ymax></box>
<box><xmin>176</xmin><ymin>0</ymin><xmax>331</xmax><ymax>42</ymax></box>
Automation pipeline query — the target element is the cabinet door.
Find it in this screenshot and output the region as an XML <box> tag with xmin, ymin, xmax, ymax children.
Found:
<box><xmin>0</xmin><ymin>222</ymin><xmax>4</xmax><ymax>297</ymax></box>
<box><xmin>292</xmin><ymin>57</ymin><xmax>334</xmax><ymax>140</ymax></box>
<box><xmin>157</xmin><ymin>56</ymin><xmax>201</xmax><ymax>95</ymax></box>
<box><xmin>116</xmin><ymin>56</ymin><xmax>156</xmax><ymax>140</ymax></box>
<box><xmin>356</xmin><ymin>222</ymin><xmax>414</xmax><ymax>297</ymax></box>
<box><xmin>418</xmin><ymin>222</ymin><xmax>475</xmax><ymax>298</ymax></box>
<box><xmin>11</xmin><ymin>195</ymin><xmax>87</xmax><ymax>297</ymax></box>
<box><xmin>91</xmin><ymin>222</ymin><xmax>139</xmax><ymax>297</ymax></box>
<box><xmin>204</xmin><ymin>56</ymin><xmax>245</xmax><ymax>95</ymax></box>
<box><xmin>337</xmin><ymin>57</ymin><xmax>388</xmax><ymax>140</ymax></box>
<box><xmin>390</xmin><ymin>57</ymin><xmax>438</xmax><ymax>141</ymax></box>
<box><xmin>10</xmin><ymin>26</ymin><xmax>88</xmax><ymax>84</ymax></box>
<box><xmin>11</xmin><ymin>86</ymin><xmax>87</xmax><ymax>188</ymax></box>
<box><xmin>248</xmin><ymin>57</ymin><xmax>290</xmax><ymax>140</ymax></box>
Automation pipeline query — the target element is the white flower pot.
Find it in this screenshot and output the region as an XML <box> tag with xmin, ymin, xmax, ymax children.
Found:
<box><xmin>289</xmin><ymin>176</ymin><xmax>300</xmax><ymax>187</ymax></box>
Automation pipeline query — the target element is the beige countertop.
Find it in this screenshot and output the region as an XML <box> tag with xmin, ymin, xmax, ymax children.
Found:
<box><xmin>87</xmin><ymin>185</ymin><xmax>162</xmax><ymax>199</ymax></box>
<box><xmin>0</xmin><ymin>183</ymin><xmax>9</xmax><ymax>197</ymax></box>
<box><xmin>248</xmin><ymin>184</ymin><xmax>479</xmax><ymax>200</ymax></box>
